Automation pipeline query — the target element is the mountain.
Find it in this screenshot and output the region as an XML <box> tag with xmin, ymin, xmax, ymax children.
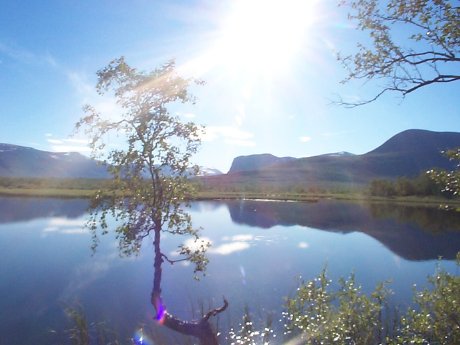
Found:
<box><xmin>2</xmin><ymin>129</ymin><xmax>459</xmax><ymax>183</ymax></box>
<box><xmin>202</xmin><ymin>129</ymin><xmax>460</xmax><ymax>189</ymax></box>
<box><xmin>228</xmin><ymin>154</ymin><xmax>295</xmax><ymax>173</ymax></box>
<box><xmin>0</xmin><ymin>144</ymin><xmax>108</xmax><ymax>178</ymax></box>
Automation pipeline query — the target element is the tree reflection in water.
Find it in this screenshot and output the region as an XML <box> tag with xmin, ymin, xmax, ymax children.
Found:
<box><xmin>150</xmin><ymin>228</ymin><xmax>228</xmax><ymax>345</ymax></box>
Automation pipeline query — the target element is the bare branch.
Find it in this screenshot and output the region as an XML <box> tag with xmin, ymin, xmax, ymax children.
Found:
<box><xmin>337</xmin><ymin>0</ymin><xmax>460</xmax><ymax>106</ymax></box>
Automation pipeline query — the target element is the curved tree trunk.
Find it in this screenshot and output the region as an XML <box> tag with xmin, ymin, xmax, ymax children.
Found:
<box><xmin>151</xmin><ymin>228</ymin><xmax>228</xmax><ymax>345</ymax></box>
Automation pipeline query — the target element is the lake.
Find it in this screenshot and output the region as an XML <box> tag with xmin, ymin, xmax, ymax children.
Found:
<box><xmin>0</xmin><ymin>197</ymin><xmax>459</xmax><ymax>344</ymax></box>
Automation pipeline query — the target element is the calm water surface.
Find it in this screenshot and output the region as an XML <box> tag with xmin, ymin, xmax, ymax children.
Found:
<box><xmin>0</xmin><ymin>197</ymin><xmax>459</xmax><ymax>344</ymax></box>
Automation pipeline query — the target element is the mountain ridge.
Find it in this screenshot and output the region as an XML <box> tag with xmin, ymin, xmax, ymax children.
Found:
<box><xmin>203</xmin><ymin>129</ymin><xmax>460</xmax><ymax>189</ymax></box>
<box><xmin>0</xmin><ymin>144</ymin><xmax>222</xmax><ymax>179</ymax></box>
<box><xmin>1</xmin><ymin>129</ymin><xmax>459</xmax><ymax>183</ymax></box>
<box><xmin>0</xmin><ymin>144</ymin><xmax>109</xmax><ymax>178</ymax></box>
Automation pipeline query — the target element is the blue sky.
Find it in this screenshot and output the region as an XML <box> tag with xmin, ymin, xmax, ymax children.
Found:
<box><xmin>1</xmin><ymin>0</ymin><xmax>459</xmax><ymax>173</ymax></box>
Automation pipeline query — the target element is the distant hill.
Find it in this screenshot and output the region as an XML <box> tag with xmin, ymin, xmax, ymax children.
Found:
<box><xmin>0</xmin><ymin>144</ymin><xmax>108</xmax><ymax>178</ymax></box>
<box><xmin>0</xmin><ymin>143</ymin><xmax>222</xmax><ymax>179</ymax></box>
<box><xmin>201</xmin><ymin>129</ymin><xmax>460</xmax><ymax>189</ymax></box>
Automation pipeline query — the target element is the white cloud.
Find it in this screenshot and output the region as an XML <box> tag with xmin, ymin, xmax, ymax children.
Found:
<box><xmin>235</xmin><ymin>104</ymin><xmax>246</xmax><ymax>126</ymax></box>
<box><xmin>202</xmin><ymin>126</ymin><xmax>256</xmax><ymax>147</ymax></box>
<box><xmin>51</xmin><ymin>145</ymin><xmax>92</xmax><ymax>153</ymax></box>
<box><xmin>46</xmin><ymin>136</ymin><xmax>91</xmax><ymax>154</ymax></box>
<box><xmin>48</xmin><ymin>218</ymin><xmax>86</xmax><ymax>227</ymax></box>
<box><xmin>47</xmin><ymin>139</ymin><xmax>64</xmax><ymax>145</ymax></box>
<box><xmin>183</xmin><ymin>237</ymin><xmax>212</xmax><ymax>252</ymax></box>
<box><xmin>231</xmin><ymin>234</ymin><xmax>253</xmax><ymax>241</ymax></box>
<box><xmin>209</xmin><ymin>242</ymin><xmax>251</xmax><ymax>255</ymax></box>
<box><xmin>65</xmin><ymin>138</ymin><xmax>90</xmax><ymax>144</ymax></box>
<box><xmin>61</xmin><ymin>228</ymin><xmax>88</xmax><ymax>235</ymax></box>
<box><xmin>298</xmin><ymin>241</ymin><xmax>309</xmax><ymax>249</ymax></box>
<box><xmin>43</xmin><ymin>226</ymin><xmax>59</xmax><ymax>233</ymax></box>
<box><xmin>209</xmin><ymin>233</ymin><xmax>254</xmax><ymax>255</ymax></box>
<box><xmin>300</xmin><ymin>136</ymin><xmax>312</xmax><ymax>143</ymax></box>
<box><xmin>42</xmin><ymin>217</ymin><xmax>87</xmax><ymax>236</ymax></box>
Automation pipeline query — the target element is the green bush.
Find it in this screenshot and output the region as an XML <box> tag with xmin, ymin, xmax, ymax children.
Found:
<box><xmin>286</xmin><ymin>255</ymin><xmax>460</xmax><ymax>344</ymax></box>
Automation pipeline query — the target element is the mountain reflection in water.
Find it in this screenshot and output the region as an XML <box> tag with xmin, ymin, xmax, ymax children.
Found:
<box><xmin>223</xmin><ymin>199</ymin><xmax>460</xmax><ymax>260</ymax></box>
<box><xmin>1</xmin><ymin>197</ymin><xmax>459</xmax><ymax>261</ymax></box>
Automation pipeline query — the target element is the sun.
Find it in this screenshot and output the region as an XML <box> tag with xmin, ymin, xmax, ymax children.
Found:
<box><xmin>212</xmin><ymin>0</ymin><xmax>316</xmax><ymax>78</ymax></box>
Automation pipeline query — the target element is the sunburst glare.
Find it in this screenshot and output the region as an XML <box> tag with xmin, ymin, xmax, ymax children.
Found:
<box><xmin>215</xmin><ymin>0</ymin><xmax>316</xmax><ymax>77</ymax></box>
<box><xmin>181</xmin><ymin>0</ymin><xmax>319</xmax><ymax>83</ymax></box>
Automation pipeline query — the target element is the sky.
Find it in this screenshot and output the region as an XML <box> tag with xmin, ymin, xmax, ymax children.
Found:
<box><xmin>1</xmin><ymin>0</ymin><xmax>459</xmax><ymax>173</ymax></box>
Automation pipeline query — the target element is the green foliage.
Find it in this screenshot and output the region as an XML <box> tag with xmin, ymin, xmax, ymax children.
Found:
<box><xmin>226</xmin><ymin>306</ymin><xmax>274</xmax><ymax>345</ymax></box>
<box><xmin>75</xmin><ymin>57</ymin><xmax>208</xmax><ymax>271</ymax></box>
<box><xmin>338</xmin><ymin>0</ymin><xmax>460</xmax><ymax>106</ymax></box>
<box><xmin>63</xmin><ymin>305</ymin><xmax>121</xmax><ymax>345</ymax></box>
<box><xmin>428</xmin><ymin>149</ymin><xmax>460</xmax><ymax>197</ymax></box>
<box><xmin>369</xmin><ymin>179</ymin><xmax>396</xmax><ymax>197</ymax></box>
<box><xmin>369</xmin><ymin>174</ymin><xmax>444</xmax><ymax>197</ymax></box>
<box><xmin>0</xmin><ymin>177</ymin><xmax>109</xmax><ymax>190</ymax></box>
<box><xmin>285</xmin><ymin>269</ymin><xmax>388</xmax><ymax>344</ymax></box>
<box><xmin>65</xmin><ymin>306</ymin><xmax>90</xmax><ymax>345</ymax></box>
<box><xmin>286</xmin><ymin>257</ymin><xmax>460</xmax><ymax>345</ymax></box>
<box><xmin>390</xmin><ymin>255</ymin><xmax>460</xmax><ymax>344</ymax></box>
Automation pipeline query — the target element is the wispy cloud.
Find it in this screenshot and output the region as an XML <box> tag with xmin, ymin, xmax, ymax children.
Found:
<box><xmin>300</xmin><ymin>136</ymin><xmax>312</xmax><ymax>143</ymax></box>
<box><xmin>0</xmin><ymin>41</ymin><xmax>60</xmax><ymax>69</ymax></box>
<box><xmin>67</xmin><ymin>70</ymin><xmax>123</xmax><ymax>122</ymax></box>
<box><xmin>67</xmin><ymin>70</ymin><xmax>94</xmax><ymax>96</ymax></box>
<box><xmin>60</xmin><ymin>251</ymin><xmax>120</xmax><ymax>299</ymax></box>
<box><xmin>0</xmin><ymin>42</ymin><xmax>36</xmax><ymax>64</ymax></box>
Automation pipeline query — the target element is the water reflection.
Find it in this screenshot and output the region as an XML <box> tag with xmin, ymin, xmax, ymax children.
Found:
<box><xmin>1</xmin><ymin>197</ymin><xmax>460</xmax><ymax>344</ymax></box>
<box><xmin>224</xmin><ymin>199</ymin><xmax>460</xmax><ymax>260</ymax></box>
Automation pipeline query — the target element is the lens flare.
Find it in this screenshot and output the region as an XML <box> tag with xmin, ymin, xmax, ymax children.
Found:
<box><xmin>132</xmin><ymin>328</ymin><xmax>152</xmax><ymax>345</ymax></box>
<box><xmin>156</xmin><ymin>301</ymin><xmax>167</xmax><ymax>325</ymax></box>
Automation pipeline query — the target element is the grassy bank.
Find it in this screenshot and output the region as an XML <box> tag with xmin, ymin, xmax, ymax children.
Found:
<box><xmin>0</xmin><ymin>187</ymin><xmax>95</xmax><ymax>198</ymax></box>
<box><xmin>1</xmin><ymin>177</ymin><xmax>459</xmax><ymax>207</ymax></box>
